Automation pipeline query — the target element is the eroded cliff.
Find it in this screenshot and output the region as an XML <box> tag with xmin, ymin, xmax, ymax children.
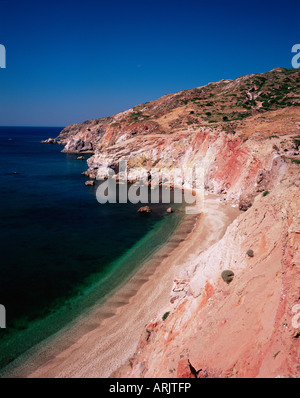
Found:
<box><xmin>53</xmin><ymin>68</ymin><xmax>300</xmax><ymax>210</ymax></box>
<box><xmin>116</xmin><ymin>163</ymin><xmax>300</xmax><ymax>378</ymax></box>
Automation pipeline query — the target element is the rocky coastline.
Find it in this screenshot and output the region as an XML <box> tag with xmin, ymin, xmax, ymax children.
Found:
<box><xmin>40</xmin><ymin>68</ymin><xmax>300</xmax><ymax>377</ymax></box>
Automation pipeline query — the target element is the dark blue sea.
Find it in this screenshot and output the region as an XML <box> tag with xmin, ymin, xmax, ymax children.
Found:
<box><xmin>0</xmin><ymin>126</ymin><xmax>184</xmax><ymax>371</ymax></box>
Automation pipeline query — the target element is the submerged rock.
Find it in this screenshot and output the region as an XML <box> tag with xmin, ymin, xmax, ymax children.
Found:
<box><xmin>7</xmin><ymin>171</ymin><xmax>20</xmax><ymax>175</ymax></box>
<box><xmin>85</xmin><ymin>180</ymin><xmax>95</xmax><ymax>186</ymax></box>
<box><xmin>137</xmin><ymin>206</ymin><xmax>152</xmax><ymax>213</ymax></box>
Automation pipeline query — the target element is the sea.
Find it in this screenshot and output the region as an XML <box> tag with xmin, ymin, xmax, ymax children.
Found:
<box><xmin>0</xmin><ymin>126</ymin><xmax>185</xmax><ymax>372</ymax></box>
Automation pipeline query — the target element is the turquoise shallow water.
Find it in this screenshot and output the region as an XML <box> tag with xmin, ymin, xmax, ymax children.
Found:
<box><xmin>0</xmin><ymin>127</ymin><xmax>185</xmax><ymax>371</ymax></box>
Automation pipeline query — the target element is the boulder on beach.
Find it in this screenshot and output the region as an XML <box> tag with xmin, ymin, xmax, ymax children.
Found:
<box><xmin>137</xmin><ymin>206</ymin><xmax>152</xmax><ymax>214</ymax></box>
<box><xmin>85</xmin><ymin>180</ymin><xmax>95</xmax><ymax>186</ymax></box>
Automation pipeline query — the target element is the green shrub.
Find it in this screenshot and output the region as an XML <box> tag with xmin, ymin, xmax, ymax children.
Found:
<box><xmin>262</xmin><ymin>101</ymin><xmax>269</xmax><ymax>108</ymax></box>
<box><xmin>262</xmin><ymin>190</ymin><xmax>269</xmax><ymax>197</ymax></box>
<box><xmin>247</xmin><ymin>249</ymin><xmax>254</xmax><ymax>257</ymax></box>
<box><xmin>221</xmin><ymin>270</ymin><xmax>235</xmax><ymax>284</ymax></box>
<box><xmin>293</xmin><ymin>139</ymin><xmax>300</xmax><ymax>149</ymax></box>
<box><xmin>291</xmin><ymin>159</ymin><xmax>300</xmax><ymax>164</ymax></box>
<box><xmin>162</xmin><ymin>311</ymin><xmax>170</xmax><ymax>321</ymax></box>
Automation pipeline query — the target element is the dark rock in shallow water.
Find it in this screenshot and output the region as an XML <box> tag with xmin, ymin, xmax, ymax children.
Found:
<box><xmin>85</xmin><ymin>180</ymin><xmax>95</xmax><ymax>186</ymax></box>
<box><xmin>137</xmin><ymin>206</ymin><xmax>152</xmax><ymax>214</ymax></box>
<box><xmin>82</xmin><ymin>170</ymin><xmax>97</xmax><ymax>179</ymax></box>
<box><xmin>7</xmin><ymin>171</ymin><xmax>20</xmax><ymax>175</ymax></box>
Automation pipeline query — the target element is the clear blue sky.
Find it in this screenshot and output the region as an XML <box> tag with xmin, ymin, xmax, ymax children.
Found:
<box><xmin>0</xmin><ymin>0</ymin><xmax>299</xmax><ymax>127</ymax></box>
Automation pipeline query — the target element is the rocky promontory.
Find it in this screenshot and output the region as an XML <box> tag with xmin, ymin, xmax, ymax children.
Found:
<box><xmin>51</xmin><ymin>68</ymin><xmax>300</xmax><ymax>208</ymax></box>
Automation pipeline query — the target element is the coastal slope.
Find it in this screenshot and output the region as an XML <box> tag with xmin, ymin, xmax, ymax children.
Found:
<box><xmin>115</xmin><ymin>163</ymin><xmax>300</xmax><ymax>378</ymax></box>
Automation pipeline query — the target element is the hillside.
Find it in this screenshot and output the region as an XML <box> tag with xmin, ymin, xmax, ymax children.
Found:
<box><xmin>56</xmin><ymin>67</ymin><xmax>300</xmax><ymax>146</ymax></box>
<box><xmin>113</xmin><ymin>164</ymin><xmax>300</xmax><ymax>378</ymax></box>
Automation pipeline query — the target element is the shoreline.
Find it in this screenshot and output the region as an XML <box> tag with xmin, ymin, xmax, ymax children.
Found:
<box><xmin>4</xmin><ymin>195</ymin><xmax>240</xmax><ymax>378</ymax></box>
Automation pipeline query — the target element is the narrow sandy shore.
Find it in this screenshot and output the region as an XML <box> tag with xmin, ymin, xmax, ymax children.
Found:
<box><xmin>6</xmin><ymin>195</ymin><xmax>240</xmax><ymax>378</ymax></box>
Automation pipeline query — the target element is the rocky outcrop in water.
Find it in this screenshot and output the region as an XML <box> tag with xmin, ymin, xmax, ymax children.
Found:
<box><xmin>41</xmin><ymin>138</ymin><xmax>57</xmax><ymax>144</ymax></box>
<box><xmin>85</xmin><ymin>180</ymin><xmax>95</xmax><ymax>186</ymax></box>
<box><xmin>137</xmin><ymin>206</ymin><xmax>152</xmax><ymax>214</ymax></box>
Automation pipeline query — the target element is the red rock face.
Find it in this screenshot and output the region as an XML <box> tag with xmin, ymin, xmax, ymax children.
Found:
<box><xmin>75</xmin><ymin>111</ymin><xmax>297</xmax><ymax>207</ymax></box>
<box><xmin>212</xmin><ymin>139</ymin><xmax>249</xmax><ymax>189</ymax></box>
<box><xmin>176</xmin><ymin>360</ymin><xmax>196</xmax><ymax>378</ymax></box>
